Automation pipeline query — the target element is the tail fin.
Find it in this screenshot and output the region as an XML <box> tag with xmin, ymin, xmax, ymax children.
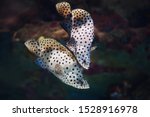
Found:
<box><xmin>56</xmin><ymin>2</ymin><xmax>71</xmax><ymax>18</ymax></box>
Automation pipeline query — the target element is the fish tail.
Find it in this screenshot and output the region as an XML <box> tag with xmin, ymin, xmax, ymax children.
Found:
<box><xmin>56</xmin><ymin>2</ymin><xmax>71</xmax><ymax>18</ymax></box>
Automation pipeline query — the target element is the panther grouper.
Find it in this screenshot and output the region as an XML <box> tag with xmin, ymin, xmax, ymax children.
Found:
<box><xmin>24</xmin><ymin>36</ymin><xmax>89</xmax><ymax>89</ymax></box>
<box><xmin>56</xmin><ymin>2</ymin><xmax>94</xmax><ymax>69</ymax></box>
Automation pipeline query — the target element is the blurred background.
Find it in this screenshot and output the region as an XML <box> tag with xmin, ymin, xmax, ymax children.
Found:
<box><xmin>0</xmin><ymin>0</ymin><xmax>150</xmax><ymax>100</ymax></box>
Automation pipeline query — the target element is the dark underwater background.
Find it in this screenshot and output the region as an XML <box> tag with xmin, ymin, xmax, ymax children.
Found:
<box><xmin>0</xmin><ymin>0</ymin><xmax>150</xmax><ymax>100</ymax></box>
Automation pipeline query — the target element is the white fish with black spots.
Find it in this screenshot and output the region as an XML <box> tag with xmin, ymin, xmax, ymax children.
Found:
<box><xmin>56</xmin><ymin>2</ymin><xmax>94</xmax><ymax>69</ymax></box>
<box><xmin>24</xmin><ymin>36</ymin><xmax>89</xmax><ymax>89</ymax></box>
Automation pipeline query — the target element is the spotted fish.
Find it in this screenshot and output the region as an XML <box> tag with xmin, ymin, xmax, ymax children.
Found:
<box><xmin>56</xmin><ymin>2</ymin><xmax>94</xmax><ymax>69</ymax></box>
<box><xmin>24</xmin><ymin>36</ymin><xmax>89</xmax><ymax>89</ymax></box>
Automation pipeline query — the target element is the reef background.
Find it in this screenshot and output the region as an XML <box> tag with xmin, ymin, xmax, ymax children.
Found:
<box><xmin>0</xmin><ymin>0</ymin><xmax>150</xmax><ymax>99</ymax></box>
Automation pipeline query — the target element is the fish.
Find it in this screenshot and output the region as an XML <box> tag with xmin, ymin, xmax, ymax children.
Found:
<box><xmin>56</xmin><ymin>2</ymin><xmax>94</xmax><ymax>69</ymax></box>
<box><xmin>24</xmin><ymin>36</ymin><xmax>89</xmax><ymax>89</ymax></box>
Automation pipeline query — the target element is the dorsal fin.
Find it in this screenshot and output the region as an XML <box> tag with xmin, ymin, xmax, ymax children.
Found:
<box><xmin>38</xmin><ymin>36</ymin><xmax>45</xmax><ymax>43</ymax></box>
<box><xmin>37</xmin><ymin>36</ymin><xmax>53</xmax><ymax>52</ymax></box>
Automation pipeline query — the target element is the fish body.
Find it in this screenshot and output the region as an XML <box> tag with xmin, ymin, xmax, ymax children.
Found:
<box><xmin>69</xmin><ymin>9</ymin><xmax>94</xmax><ymax>69</ymax></box>
<box><xmin>24</xmin><ymin>36</ymin><xmax>89</xmax><ymax>89</ymax></box>
<box><xmin>56</xmin><ymin>2</ymin><xmax>94</xmax><ymax>69</ymax></box>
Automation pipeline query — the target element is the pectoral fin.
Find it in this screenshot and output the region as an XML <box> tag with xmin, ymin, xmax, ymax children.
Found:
<box><xmin>35</xmin><ymin>58</ymin><xmax>47</xmax><ymax>69</ymax></box>
<box><xmin>91</xmin><ymin>46</ymin><xmax>97</xmax><ymax>52</ymax></box>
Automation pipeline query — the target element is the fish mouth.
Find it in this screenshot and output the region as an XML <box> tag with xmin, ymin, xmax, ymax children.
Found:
<box><xmin>24</xmin><ymin>39</ymin><xmax>37</xmax><ymax>54</ymax></box>
<box><xmin>24</xmin><ymin>41</ymin><xmax>33</xmax><ymax>54</ymax></box>
<box><xmin>24</xmin><ymin>41</ymin><xmax>29</xmax><ymax>49</ymax></box>
<box><xmin>24</xmin><ymin>41</ymin><xmax>28</xmax><ymax>47</ymax></box>
<box><xmin>24</xmin><ymin>40</ymin><xmax>33</xmax><ymax>50</ymax></box>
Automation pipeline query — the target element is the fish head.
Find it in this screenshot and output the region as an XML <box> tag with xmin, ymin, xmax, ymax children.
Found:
<box><xmin>24</xmin><ymin>39</ymin><xmax>40</xmax><ymax>56</ymax></box>
<box><xmin>56</xmin><ymin>2</ymin><xmax>71</xmax><ymax>18</ymax></box>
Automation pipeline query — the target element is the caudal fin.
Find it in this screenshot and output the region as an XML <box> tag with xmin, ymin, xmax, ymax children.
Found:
<box><xmin>56</xmin><ymin>2</ymin><xmax>71</xmax><ymax>18</ymax></box>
